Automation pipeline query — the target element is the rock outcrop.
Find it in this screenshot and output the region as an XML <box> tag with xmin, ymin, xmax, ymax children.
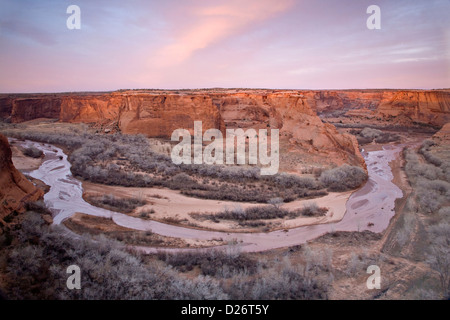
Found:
<box><xmin>210</xmin><ymin>92</ymin><xmax>364</xmax><ymax>169</ymax></box>
<box><xmin>432</xmin><ymin>122</ymin><xmax>450</xmax><ymax>144</ymax></box>
<box><xmin>306</xmin><ymin>89</ymin><xmax>450</xmax><ymax>127</ymax></box>
<box><xmin>0</xmin><ymin>134</ymin><xmax>44</xmax><ymax>222</ymax></box>
<box><xmin>1</xmin><ymin>89</ymin><xmax>448</xmax><ymax>128</ymax></box>
<box><xmin>0</xmin><ymin>90</ymin><xmax>366</xmax><ymax>170</ymax></box>
<box><xmin>0</xmin><ymin>92</ymin><xmax>225</xmax><ymax>137</ymax></box>
<box><xmin>2</xmin><ymin>88</ymin><xmax>448</xmax><ymax>170</ymax></box>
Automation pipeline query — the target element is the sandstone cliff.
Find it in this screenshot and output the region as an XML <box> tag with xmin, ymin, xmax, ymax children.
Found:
<box><xmin>4</xmin><ymin>88</ymin><xmax>448</xmax><ymax>171</ymax></box>
<box><xmin>0</xmin><ymin>90</ymin><xmax>365</xmax><ymax>169</ymax></box>
<box><xmin>1</xmin><ymin>89</ymin><xmax>448</xmax><ymax>128</ymax></box>
<box><xmin>210</xmin><ymin>92</ymin><xmax>364</xmax><ymax>169</ymax></box>
<box><xmin>305</xmin><ymin>89</ymin><xmax>450</xmax><ymax>127</ymax></box>
<box><xmin>432</xmin><ymin>122</ymin><xmax>450</xmax><ymax>144</ymax></box>
<box><xmin>0</xmin><ymin>134</ymin><xmax>44</xmax><ymax>222</ymax></box>
<box><xmin>1</xmin><ymin>92</ymin><xmax>225</xmax><ymax>137</ymax></box>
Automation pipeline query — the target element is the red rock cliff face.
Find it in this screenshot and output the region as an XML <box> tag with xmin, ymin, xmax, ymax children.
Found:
<box><xmin>59</xmin><ymin>95</ymin><xmax>121</xmax><ymax>123</ymax></box>
<box><xmin>305</xmin><ymin>89</ymin><xmax>450</xmax><ymax>127</ymax></box>
<box><xmin>3</xmin><ymin>88</ymin><xmax>448</xmax><ymax>170</ymax></box>
<box><xmin>2</xmin><ymin>89</ymin><xmax>448</xmax><ymax>128</ymax></box>
<box><xmin>0</xmin><ymin>97</ymin><xmax>13</xmax><ymax>119</ymax></box>
<box><xmin>118</xmin><ymin>93</ymin><xmax>225</xmax><ymax>137</ymax></box>
<box><xmin>10</xmin><ymin>96</ymin><xmax>62</xmax><ymax>122</ymax></box>
<box><xmin>0</xmin><ymin>134</ymin><xmax>44</xmax><ymax>221</ymax></box>
<box><xmin>1</xmin><ymin>93</ymin><xmax>225</xmax><ymax>137</ymax></box>
<box><xmin>211</xmin><ymin>92</ymin><xmax>364</xmax><ymax>168</ymax></box>
<box><xmin>376</xmin><ymin>91</ymin><xmax>450</xmax><ymax>126</ymax></box>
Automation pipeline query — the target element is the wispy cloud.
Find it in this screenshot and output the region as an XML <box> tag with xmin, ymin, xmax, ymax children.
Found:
<box><xmin>151</xmin><ymin>0</ymin><xmax>294</xmax><ymax>67</ymax></box>
<box><xmin>0</xmin><ymin>0</ymin><xmax>449</xmax><ymax>92</ymax></box>
<box><xmin>392</xmin><ymin>57</ymin><xmax>439</xmax><ymax>63</ymax></box>
<box><xmin>389</xmin><ymin>47</ymin><xmax>432</xmax><ymax>55</ymax></box>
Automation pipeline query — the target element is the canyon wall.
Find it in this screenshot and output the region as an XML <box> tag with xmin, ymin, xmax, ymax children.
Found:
<box><xmin>303</xmin><ymin>90</ymin><xmax>450</xmax><ymax>127</ymax></box>
<box><xmin>1</xmin><ymin>92</ymin><xmax>225</xmax><ymax>138</ymax></box>
<box><xmin>210</xmin><ymin>92</ymin><xmax>364</xmax><ymax>168</ymax></box>
<box><xmin>0</xmin><ymin>134</ymin><xmax>44</xmax><ymax>222</ymax></box>
<box><xmin>1</xmin><ymin>89</ymin><xmax>449</xmax><ymax>170</ymax></box>
<box><xmin>0</xmin><ymin>90</ymin><xmax>365</xmax><ymax>168</ymax></box>
<box><xmin>1</xmin><ymin>89</ymin><xmax>449</xmax><ymax>128</ymax></box>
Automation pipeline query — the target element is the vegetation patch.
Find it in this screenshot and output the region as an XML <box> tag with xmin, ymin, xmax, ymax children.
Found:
<box><xmin>2</xmin><ymin>127</ymin><xmax>366</xmax><ymax>204</ymax></box>
<box><xmin>193</xmin><ymin>201</ymin><xmax>327</xmax><ymax>227</ymax></box>
<box><xmin>319</xmin><ymin>165</ymin><xmax>367</xmax><ymax>192</ymax></box>
<box><xmin>0</xmin><ymin>210</ymin><xmax>329</xmax><ymax>300</ymax></box>
<box><xmin>84</xmin><ymin>194</ymin><xmax>146</xmax><ymax>213</ymax></box>
<box><xmin>389</xmin><ymin>143</ymin><xmax>450</xmax><ymax>298</ymax></box>
<box><xmin>350</xmin><ymin>128</ymin><xmax>400</xmax><ymax>145</ymax></box>
<box><xmin>22</xmin><ymin>146</ymin><xmax>43</xmax><ymax>158</ymax></box>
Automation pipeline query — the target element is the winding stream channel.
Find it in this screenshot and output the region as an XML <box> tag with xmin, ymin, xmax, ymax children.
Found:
<box><xmin>14</xmin><ymin>139</ymin><xmax>404</xmax><ymax>253</ymax></box>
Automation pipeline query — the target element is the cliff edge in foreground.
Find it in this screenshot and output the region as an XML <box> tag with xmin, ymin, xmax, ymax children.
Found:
<box><xmin>0</xmin><ymin>134</ymin><xmax>43</xmax><ymax>224</ymax></box>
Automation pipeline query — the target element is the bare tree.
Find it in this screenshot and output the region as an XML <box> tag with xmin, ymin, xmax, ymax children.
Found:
<box><xmin>427</xmin><ymin>223</ymin><xmax>450</xmax><ymax>298</ymax></box>
<box><xmin>268</xmin><ymin>197</ymin><xmax>283</xmax><ymax>209</ymax></box>
<box><xmin>428</xmin><ymin>243</ymin><xmax>449</xmax><ymax>298</ymax></box>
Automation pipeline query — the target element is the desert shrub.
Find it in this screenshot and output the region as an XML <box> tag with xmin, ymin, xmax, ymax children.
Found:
<box><xmin>274</xmin><ymin>173</ymin><xmax>317</xmax><ymax>189</ymax></box>
<box><xmin>419</xmin><ymin>140</ymin><xmax>442</xmax><ymax>167</ymax></box>
<box><xmin>406</xmin><ymin>161</ymin><xmax>443</xmax><ymax>182</ymax></box>
<box><xmin>426</xmin><ymin>221</ymin><xmax>450</xmax><ymax>298</ymax></box>
<box><xmin>438</xmin><ymin>207</ymin><xmax>450</xmax><ymax>219</ymax></box>
<box><xmin>302</xmin><ymin>246</ymin><xmax>334</xmax><ymax>274</ymax></box>
<box><xmin>87</xmin><ymin>194</ymin><xmax>146</xmax><ymax>213</ymax></box>
<box><xmin>204</xmin><ymin>202</ymin><xmax>326</xmax><ymax>222</ymax></box>
<box><xmin>157</xmin><ymin>250</ymin><xmax>257</xmax><ymax>278</ymax></box>
<box><xmin>238</xmin><ymin>220</ymin><xmax>266</xmax><ymax>227</ymax></box>
<box><xmin>345</xmin><ymin>252</ymin><xmax>365</xmax><ymax>276</ymax></box>
<box><xmin>374</xmin><ymin>132</ymin><xmax>400</xmax><ymax>143</ymax></box>
<box><xmin>167</xmin><ymin>173</ymin><xmax>198</xmax><ymax>189</ymax></box>
<box><xmin>23</xmin><ymin>146</ymin><xmax>43</xmax><ymax>158</ymax></box>
<box><xmin>416</xmin><ymin>189</ymin><xmax>444</xmax><ymax>214</ymax></box>
<box><xmin>319</xmin><ymin>165</ymin><xmax>367</xmax><ymax>191</ymax></box>
<box><xmin>25</xmin><ymin>200</ymin><xmax>52</xmax><ymax>215</ymax></box>
<box><xmin>182</xmin><ymin>185</ymin><xmax>273</xmax><ymax>203</ymax></box>
<box><xmin>401</xmin><ymin>145</ymin><xmax>449</xmax><ymax>295</ymax></box>
<box><xmin>418</xmin><ymin>179</ymin><xmax>450</xmax><ymax>197</ymax></box>
<box><xmin>421</xmin><ymin>140</ymin><xmax>436</xmax><ymax>149</ymax></box>
<box><xmin>403</xmin><ymin>145</ymin><xmax>449</xmax><ymax>218</ymax></box>
<box><xmin>353</xmin><ymin>128</ymin><xmax>399</xmax><ymax>144</ymax></box>
<box><xmin>227</xmin><ymin>267</ymin><xmax>328</xmax><ymax>300</ymax></box>
<box><xmin>299</xmin><ymin>202</ymin><xmax>327</xmax><ymax>217</ymax></box>
<box><xmin>213</xmin><ymin>205</ymin><xmax>292</xmax><ymax>221</ymax></box>
<box><xmin>268</xmin><ymin>197</ymin><xmax>284</xmax><ymax>208</ymax></box>
<box><xmin>181</xmin><ymin>182</ymin><xmax>326</xmax><ymax>203</ymax></box>
<box><xmin>139</xmin><ymin>209</ymin><xmax>155</xmax><ymax>218</ymax></box>
<box><xmin>239</xmin><ymin>206</ymin><xmax>294</xmax><ymax>220</ymax></box>
<box><xmin>4</xmin><ymin>128</ymin><xmax>330</xmax><ymax>203</ymax></box>
<box><xmin>360</xmin><ymin>128</ymin><xmax>383</xmax><ymax>139</ymax></box>
<box><xmin>423</xmin><ymin>153</ymin><xmax>443</xmax><ymax>167</ymax></box>
<box><xmin>2</xmin><ymin>211</ymin><xmax>228</xmax><ymax>300</ymax></box>
<box><xmin>356</xmin><ymin>136</ymin><xmax>374</xmax><ymax>145</ymax></box>
<box><xmin>395</xmin><ymin>213</ymin><xmax>416</xmax><ymax>248</ymax></box>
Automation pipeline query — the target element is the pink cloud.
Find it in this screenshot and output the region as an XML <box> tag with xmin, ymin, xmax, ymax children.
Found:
<box><xmin>151</xmin><ymin>0</ymin><xmax>294</xmax><ymax>67</ymax></box>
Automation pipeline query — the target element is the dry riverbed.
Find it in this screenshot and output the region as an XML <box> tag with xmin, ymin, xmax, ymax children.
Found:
<box><xmin>82</xmin><ymin>181</ymin><xmax>352</xmax><ymax>233</ymax></box>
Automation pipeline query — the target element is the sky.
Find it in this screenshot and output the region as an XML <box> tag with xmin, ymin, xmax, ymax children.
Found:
<box><xmin>0</xmin><ymin>0</ymin><xmax>449</xmax><ymax>93</ymax></box>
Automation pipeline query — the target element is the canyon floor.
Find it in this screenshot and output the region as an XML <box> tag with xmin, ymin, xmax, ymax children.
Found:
<box><xmin>2</xmin><ymin>118</ymin><xmax>447</xmax><ymax>300</ymax></box>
